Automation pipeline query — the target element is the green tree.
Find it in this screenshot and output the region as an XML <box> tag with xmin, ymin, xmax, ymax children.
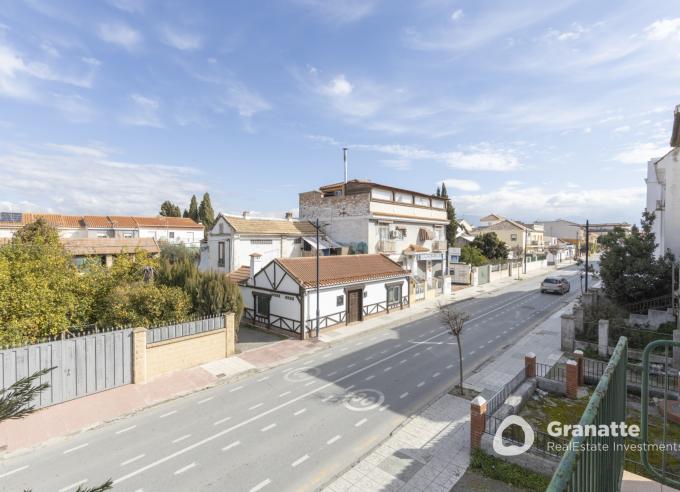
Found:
<box><xmin>189</xmin><ymin>272</ymin><xmax>244</xmax><ymax>325</ymax></box>
<box><xmin>182</xmin><ymin>209</ymin><xmax>189</xmax><ymax>218</ymax></box>
<box><xmin>187</xmin><ymin>194</ymin><xmax>200</xmax><ymax>222</ymax></box>
<box><xmin>436</xmin><ymin>186</ymin><xmax>441</xmax><ymax>197</ymax></box>
<box><xmin>159</xmin><ymin>200</ymin><xmax>182</xmax><ymax>217</ymax></box>
<box><xmin>460</xmin><ymin>244</ymin><xmax>488</xmax><ymax>266</ymax></box>
<box><xmin>471</xmin><ymin>232</ymin><xmax>508</xmax><ymax>260</ymax></box>
<box><xmin>599</xmin><ymin>211</ymin><xmax>674</xmax><ymax>305</ymax></box>
<box><xmin>0</xmin><ymin>220</ymin><xmax>82</xmax><ymax>345</ymax></box>
<box><xmin>198</xmin><ymin>192</ymin><xmax>215</xmax><ymax>229</ymax></box>
<box><xmin>440</xmin><ymin>183</ymin><xmax>458</xmax><ymax>247</ymax></box>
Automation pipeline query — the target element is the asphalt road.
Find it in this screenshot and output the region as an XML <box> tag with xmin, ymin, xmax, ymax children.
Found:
<box><xmin>0</xmin><ymin>266</ymin><xmax>581</xmax><ymax>492</ymax></box>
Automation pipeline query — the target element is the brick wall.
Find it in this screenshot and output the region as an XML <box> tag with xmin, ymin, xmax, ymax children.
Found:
<box><xmin>298</xmin><ymin>190</ymin><xmax>371</xmax><ymax>219</ymax></box>
<box><xmin>146</xmin><ymin>329</ymin><xmax>227</xmax><ymax>380</ymax></box>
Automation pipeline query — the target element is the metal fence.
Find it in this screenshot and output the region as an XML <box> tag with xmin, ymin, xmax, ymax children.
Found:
<box><xmin>146</xmin><ymin>314</ymin><xmax>225</xmax><ymax>344</ymax></box>
<box><xmin>537</xmin><ymin>362</ymin><xmax>566</xmax><ymax>382</ymax></box>
<box><xmin>547</xmin><ymin>337</ymin><xmax>628</xmax><ymax>491</ymax></box>
<box><xmin>486</xmin><ymin>366</ymin><xmax>527</xmax><ymax>416</ymax></box>
<box><xmin>582</xmin><ymin>357</ymin><xmax>677</xmax><ymax>391</ymax></box>
<box><xmin>485</xmin><ymin>414</ymin><xmax>567</xmax><ymax>459</ymax></box>
<box><xmin>0</xmin><ymin>328</ymin><xmax>133</xmax><ymax>409</ymax></box>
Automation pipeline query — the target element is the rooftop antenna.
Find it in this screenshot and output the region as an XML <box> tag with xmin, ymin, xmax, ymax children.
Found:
<box><xmin>343</xmin><ymin>147</ymin><xmax>348</xmax><ymax>183</ymax></box>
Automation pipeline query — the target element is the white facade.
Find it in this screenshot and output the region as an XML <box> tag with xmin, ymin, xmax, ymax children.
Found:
<box><xmin>646</xmin><ymin>149</ymin><xmax>680</xmax><ymax>258</ymax></box>
<box><xmin>138</xmin><ymin>227</ymin><xmax>199</xmax><ymax>245</ymax></box>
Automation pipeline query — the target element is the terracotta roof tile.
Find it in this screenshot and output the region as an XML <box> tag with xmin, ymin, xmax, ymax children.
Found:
<box><xmin>82</xmin><ymin>215</ymin><xmax>113</xmax><ymax>228</ymax></box>
<box><xmin>133</xmin><ymin>216</ymin><xmax>203</xmax><ymax>228</ymax></box>
<box><xmin>276</xmin><ymin>254</ymin><xmax>408</xmax><ymax>288</ymax></box>
<box><xmin>62</xmin><ymin>237</ymin><xmax>160</xmax><ymax>255</ymax></box>
<box><xmin>226</xmin><ymin>265</ymin><xmax>251</xmax><ymax>284</ymax></box>
<box><xmin>222</xmin><ymin>215</ymin><xmax>318</xmax><ymax>235</ymax></box>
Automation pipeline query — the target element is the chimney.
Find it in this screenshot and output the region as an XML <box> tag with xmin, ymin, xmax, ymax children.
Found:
<box><xmin>671</xmin><ymin>105</ymin><xmax>680</xmax><ymax>148</ymax></box>
<box><xmin>343</xmin><ymin>147</ymin><xmax>348</xmax><ymax>183</ymax></box>
<box><xmin>285</xmin><ymin>211</ymin><xmax>293</xmax><ymax>221</ymax></box>
<box><xmin>242</xmin><ymin>211</ymin><xmax>250</xmax><ymax>220</ymax></box>
<box><xmin>249</xmin><ymin>253</ymin><xmax>262</xmax><ymax>281</ymax></box>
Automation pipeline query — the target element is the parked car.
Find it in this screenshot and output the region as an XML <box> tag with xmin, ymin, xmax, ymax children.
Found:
<box><xmin>540</xmin><ymin>276</ymin><xmax>570</xmax><ymax>295</ymax></box>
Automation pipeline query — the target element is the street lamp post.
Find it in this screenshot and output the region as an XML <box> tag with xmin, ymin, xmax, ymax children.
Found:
<box><xmin>316</xmin><ymin>218</ymin><xmax>320</xmax><ymax>339</ymax></box>
<box><xmin>584</xmin><ymin>220</ymin><xmax>590</xmax><ymax>293</ymax></box>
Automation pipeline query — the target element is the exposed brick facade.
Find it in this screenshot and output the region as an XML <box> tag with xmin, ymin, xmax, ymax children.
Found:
<box><xmin>525</xmin><ymin>353</ymin><xmax>536</xmax><ymax>378</ymax></box>
<box><xmin>470</xmin><ymin>396</ymin><xmax>488</xmax><ymax>449</ymax></box>
<box><xmin>566</xmin><ymin>359</ymin><xmax>578</xmax><ymax>399</ymax></box>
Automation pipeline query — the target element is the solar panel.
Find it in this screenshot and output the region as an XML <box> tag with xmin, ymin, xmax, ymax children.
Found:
<box><xmin>0</xmin><ymin>212</ymin><xmax>22</xmax><ymax>223</ymax></box>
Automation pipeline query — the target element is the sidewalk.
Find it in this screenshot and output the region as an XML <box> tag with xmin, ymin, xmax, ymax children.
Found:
<box><xmin>322</xmin><ymin>300</ymin><xmax>571</xmax><ymax>492</ymax></box>
<box><xmin>0</xmin><ymin>260</ymin><xmax>573</xmax><ymax>457</ymax></box>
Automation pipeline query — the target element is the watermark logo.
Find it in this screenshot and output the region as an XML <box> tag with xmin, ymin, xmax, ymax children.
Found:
<box><xmin>492</xmin><ymin>415</ymin><xmax>535</xmax><ymax>457</ymax></box>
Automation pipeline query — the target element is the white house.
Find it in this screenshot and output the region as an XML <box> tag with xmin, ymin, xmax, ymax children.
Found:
<box><xmin>200</xmin><ymin>212</ymin><xmax>340</xmax><ymax>277</ymax></box>
<box><xmin>239</xmin><ymin>254</ymin><xmax>410</xmax><ymax>339</ymax></box>
<box><xmin>0</xmin><ymin>212</ymin><xmax>203</xmax><ymax>246</ymax></box>
<box><xmin>299</xmin><ymin>180</ymin><xmax>448</xmax><ymax>291</ymax></box>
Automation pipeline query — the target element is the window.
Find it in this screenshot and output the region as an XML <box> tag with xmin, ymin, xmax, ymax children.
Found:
<box><xmin>251</xmin><ymin>239</ymin><xmax>273</xmax><ymax>245</ymax></box>
<box><xmin>434</xmin><ymin>227</ymin><xmax>445</xmax><ymax>240</ymax></box>
<box><xmin>123</xmin><ymin>232</ymin><xmax>133</xmax><ymax>238</ymax></box>
<box><xmin>387</xmin><ymin>284</ymin><xmax>402</xmax><ymax>305</ymax></box>
<box><xmin>97</xmin><ymin>233</ymin><xmax>107</xmax><ymax>238</ymax></box>
<box><xmin>218</xmin><ymin>241</ymin><xmax>225</xmax><ymax>267</ymax></box>
<box><xmin>254</xmin><ymin>293</ymin><xmax>271</xmax><ymax>317</ymax></box>
<box><xmin>511</xmin><ymin>234</ymin><xmax>518</xmax><ymax>241</ymax></box>
<box><xmin>371</xmin><ymin>188</ymin><xmax>393</xmax><ymax>201</ymax></box>
<box><xmin>415</xmin><ymin>196</ymin><xmax>430</xmax><ymax>207</ymax></box>
<box><xmin>431</xmin><ymin>199</ymin><xmax>445</xmax><ymax>209</ymax></box>
<box><xmin>378</xmin><ymin>224</ymin><xmax>389</xmax><ymax>241</ymax></box>
<box><xmin>169</xmin><ymin>232</ymin><xmax>175</xmax><ymax>239</ymax></box>
<box><xmin>293</xmin><ymin>238</ymin><xmax>302</xmax><ymax>244</ymax></box>
<box><xmin>363</xmin><ymin>290</ymin><xmax>368</xmax><ymax>298</ymax></box>
<box><xmin>394</xmin><ymin>192</ymin><xmax>413</xmax><ymax>204</ymax></box>
<box><xmin>337</xmin><ymin>295</ymin><xmax>344</xmax><ymax>307</ymax></box>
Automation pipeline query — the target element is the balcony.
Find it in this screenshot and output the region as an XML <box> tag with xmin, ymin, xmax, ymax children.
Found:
<box><xmin>431</xmin><ymin>240</ymin><xmax>447</xmax><ymax>252</ymax></box>
<box><xmin>377</xmin><ymin>240</ymin><xmax>397</xmax><ymax>254</ymax></box>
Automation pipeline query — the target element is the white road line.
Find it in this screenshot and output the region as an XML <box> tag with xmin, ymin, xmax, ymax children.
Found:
<box><xmin>198</xmin><ymin>396</ymin><xmax>214</xmax><ymax>405</ymax></box>
<box><xmin>0</xmin><ymin>465</ymin><xmax>28</xmax><ymax>479</ymax></box>
<box><xmin>321</xmin><ymin>395</ymin><xmax>334</xmax><ymax>403</ymax></box>
<box><xmin>229</xmin><ymin>385</ymin><xmax>244</xmax><ymax>393</ymax></box>
<box><xmin>379</xmin><ymin>405</ymin><xmax>389</xmax><ymax>412</ymax></box>
<box><xmin>59</xmin><ymin>479</ymin><xmax>88</xmax><ymax>492</ymax></box>
<box><xmin>432</xmin><ymin>372</ymin><xmax>441</xmax><ymax>378</ymax></box>
<box><xmin>63</xmin><ymin>443</ymin><xmax>89</xmax><ymax>454</ymax></box>
<box><xmin>502</xmin><ymin>331</ymin><xmax>508</xmax><ymax>335</ymax></box>
<box><xmin>250</xmin><ymin>479</ymin><xmax>272</xmax><ymax>492</ymax></box>
<box><xmin>345</xmin><ymin>385</ymin><xmax>355</xmax><ymax>391</ymax></box>
<box><xmin>365</xmin><ymin>374</ymin><xmax>375</xmax><ymax>381</ymax></box>
<box><xmin>487</xmin><ymin>340</ymin><xmax>493</xmax><ymax>344</ymax></box>
<box><xmin>257</xmin><ymin>376</ymin><xmax>270</xmax><ymax>382</ymax></box>
<box><xmin>261</xmin><ymin>423</ymin><xmax>277</xmax><ymax>432</ymax></box>
<box><xmin>294</xmin><ymin>408</ymin><xmax>307</xmax><ymax>416</ymax></box>
<box><xmin>413</xmin><ymin>352</ymin><xmax>421</xmax><ymax>357</ymax></box>
<box><xmin>470</xmin><ymin>350</ymin><xmax>476</xmax><ymax>355</ymax></box>
<box><xmin>172</xmin><ymin>434</ymin><xmax>191</xmax><ymax>444</ymax></box>
<box><xmin>291</xmin><ymin>454</ymin><xmax>310</xmax><ymax>467</ymax></box>
<box><xmin>159</xmin><ymin>410</ymin><xmax>177</xmax><ymax>418</ymax></box>
<box><xmin>446</xmin><ymin>364</ymin><xmax>454</xmax><ymax>369</ymax></box>
<box><xmin>121</xmin><ymin>454</ymin><xmax>145</xmax><ymax>466</ymax></box>
<box><xmin>304</xmin><ymin>381</ymin><xmax>316</xmax><ymax>386</ymax></box>
<box><xmin>383</xmin><ymin>366</ymin><xmax>392</xmax><ymax>372</ymax></box>
<box><xmin>417</xmin><ymin>381</ymin><xmax>425</xmax><ymax>388</ymax></box>
<box><xmin>174</xmin><ymin>463</ymin><xmax>195</xmax><ymax>475</ymax></box>
<box><xmin>327</xmin><ymin>435</ymin><xmax>341</xmax><ymax>444</ymax></box>
<box><xmin>214</xmin><ymin>417</ymin><xmax>231</xmax><ymax>426</ymax></box>
<box><xmin>116</xmin><ymin>425</ymin><xmax>136</xmax><ymax>434</ymax></box>
<box><xmin>496</xmin><ymin>335</ymin><xmax>501</xmax><ymax>339</ymax></box>
<box><xmin>400</xmin><ymin>392</ymin><xmax>409</xmax><ymax>399</ymax></box>
<box><xmin>394</xmin><ymin>344</ymin><xmax>402</xmax><ymax>348</ymax></box>
<box><xmin>327</xmin><ymin>371</ymin><xmax>338</xmax><ymax>377</ymax></box>
<box><xmin>478</xmin><ymin>345</ymin><xmax>484</xmax><ymax>350</ymax></box>
<box><xmin>355</xmin><ymin>418</ymin><xmax>368</xmax><ymax>427</ymax></box>
<box><xmin>365</xmin><ymin>356</ymin><xmax>374</xmax><ymax>361</ymax></box>
<box><xmin>222</xmin><ymin>441</ymin><xmax>241</xmax><ymax>451</ymax></box>
<box><xmin>279</xmin><ymin>391</ymin><xmax>292</xmax><ymax>397</ymax></box>
<box><xmin>425</xmin><ymin>347</ymin><xmax>433</xmax><ymax>351</ymax></box>
<box><xmin>347</xmin><ymin>363</ymin><xmax>356</xmax><ymax>368</ymax></box>
<box><xmin>112</xmin><ymin>322</ymin><xmax>489</xmax><ymax>485</ymax></box>
<box><xmin>399</xmin><ymin>359</ymin><xmax>408</xmax><ymax>364</ymax></box>
<box><xmin>249</xmin><ymin>403</ymin><xmax>263</xmax><ymax>410</ymax></box>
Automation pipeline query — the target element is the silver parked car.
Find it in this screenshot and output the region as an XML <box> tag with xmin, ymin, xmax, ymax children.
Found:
<box><xmin>540</xmin><ymin>276</ymin><xmax>570</xmax><ymax>295</ymax></box>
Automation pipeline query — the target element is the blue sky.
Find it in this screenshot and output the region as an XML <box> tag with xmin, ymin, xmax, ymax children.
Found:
<box><xmin>1</xmin><ymin>0</ymin><xmax>678</xmax><ymax>224</ymax></box>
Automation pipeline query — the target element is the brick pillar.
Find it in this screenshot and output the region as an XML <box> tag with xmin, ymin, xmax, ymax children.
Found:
<box><xmin>566</xmin><ymin>359</ymin><xmax>578</xmax><ymax>399</ymax></box>
<box><xmin>470</xmin><ymin>396</ymin><xmax>488</xmax><ymax>450</ymax></box>
<box><xmin>525</xmin><ymin>352</ymin><xmax>536</xmax><ymax>378</ymax></box>
<box><xmin>224</xmin><ymin>312</ymin><xmax>236</xmax><ymax>357</ymax></box>
<box><xmin>132</xmin><ymin>327</ymin><xmax>148</xmax><ymax>384</ymax></box>
<box><xmin>574</xmin><ymin>349</ymin><xmax>584</xmax><ymax>385</ymax></box>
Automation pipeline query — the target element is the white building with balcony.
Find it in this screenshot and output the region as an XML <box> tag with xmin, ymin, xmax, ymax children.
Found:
<box><xmin>298</xmin><ymin>180</ymin><xmax>449</xmax><ymax>288</ymax></box>
<box><xmin>646</xmin><ymin>148</ymin><xmax>680</xmax><ymax>259</ymax></box>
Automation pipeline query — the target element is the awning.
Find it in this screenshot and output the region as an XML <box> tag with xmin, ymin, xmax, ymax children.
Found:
<box><xmin>418</xmin><ymin>228</ymin><xmax>434</xmax><ymax>241</ymax></box>
<box><xmin>302</xmin><ymin>236</ymin><xmax>342</xmax><ymax>250</ymax></box>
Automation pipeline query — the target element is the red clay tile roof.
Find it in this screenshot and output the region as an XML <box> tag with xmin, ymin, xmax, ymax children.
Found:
<box><xmin>226</xmin><ymin>265</ymin><xmax>251</xmax><ymax>284</ymax></box>
<box><xmin>276</xmin><ymin>254</ymin><xmax>408</xmax><ymax>288</ymax></box>
<box><xmin>61</xmin><ymin>238</ymin><xmax>160</xmax><ymax>255</ymax></box>
<box><xmin>221</xmin><ymin>215</ymin><xmax>318</xmax><ymax>235</ymax></box>
<box><xmin>0</xmin><ymin>212</ymin><xmax>203</xmax><ymax>230</ymax></box>
<box><xmin>82</xmin><ymin>215</ymin><xmax>113</xmax><ymax>228</ymax></box>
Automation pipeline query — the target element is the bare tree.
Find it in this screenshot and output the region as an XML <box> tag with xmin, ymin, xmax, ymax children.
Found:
<box><xmin>511</xmin><ymin>245</ymin><xmax>524</xmax><ymax>279</ymax></box>
<box><xmin>437</xmin><ymin>303</ymin><xmax>470</xmax><ymax>395</ymax></box>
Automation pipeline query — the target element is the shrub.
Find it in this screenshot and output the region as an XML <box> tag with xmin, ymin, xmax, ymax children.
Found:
<box><xmin>470</xmin><ymin>449</ymin><xmax>551</xmax><ymax>491</ymax></box>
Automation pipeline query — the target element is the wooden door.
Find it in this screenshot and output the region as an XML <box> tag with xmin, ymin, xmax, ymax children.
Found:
<box><xmin>347</xmin><ymin>289</ymin><xmax>362</xmax><ymax>323</ymax></box>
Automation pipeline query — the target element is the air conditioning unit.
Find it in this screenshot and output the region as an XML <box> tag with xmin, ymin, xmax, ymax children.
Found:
<box><xmin>389</xmin><ymin>230</ymin><xmax>399</xmax><ymax>239</ymax></box>
<box><xmin>656</xmin><ymin>199</ymin><xmax>665</xmax><ymax>211</ymax></box>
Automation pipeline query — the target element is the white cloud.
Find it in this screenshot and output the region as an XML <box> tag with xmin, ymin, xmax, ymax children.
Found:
<box><xmin>98</xmin><ymin>23</ymin><xmax>142</xmax><ymax>50</ymax></box>
<box><xmin>645</xmin><ymin>18</ymin><xmax>680</xmax><ymax>41</ymax></box>
<box><xmin>451</xmin><ymin>9</ymin><xmax>463</xmax><ymax>21</ymax></box>
<box><xmin>0</xmin><ymin>143</ymin><xmax>203</xmax><ymax>215</ymax></box>
<box><xmin>121</xmin><ymin>93</ymin><xmax>162</xmax><ymax>127</ymax></box>
<box><xmin>294</xmin><ymin>0</ymin><xmax>379</xmax><ymax>23</ymax></box>
<box><xmin>107</xmin><ymin>0</ymin><xmax>145</xmax><ymax>13</ymax></box>
<box><xmin>322</xmin><ymin>75</ymin><xmax>353</xmax><ymax>97</ymax></box>
<box><xmin>160</xmin><ymin>26</ymin><xmax>202</xmax><ymax>51</ymax></box>
<box><xmin>614</xmin><ymin>142</ymin><xmax>670</xmax><ymax>164</ymax></box>
<box><xmin>613</xmin><ymin>125</ymin><xmax>631</xmax><ymax>133</ymax></box>
<box><xmin>52</xmin><ymin>93</ymin><xmax>94</xmax><ymax>123</ymax></box>
<box><xmin>306</xmin><ymin>134</ymin><xmax>341</xmax><ymax>146</ymax></box>
<box><xmin>441</xmin><ymin>179</ymin><xmax>480</xmax><ymax>192</ymax></box>
<box><xmin>381</xmin><ymin>159</ymin><xmax>411</xmax><ymax>171</ymax></box>
<box><xmin>222</xmin><ymin>82</ymin><xmax>271</xmax><ymax>118</ymax></box>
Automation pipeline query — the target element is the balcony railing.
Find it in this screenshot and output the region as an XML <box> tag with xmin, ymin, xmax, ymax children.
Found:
<box><xmin>377</xmin><ymin>240</ymin><xmax>397</xmax><ymax>254</ymax></box>
<box><xmin>431</xmin><ymin>240</ymin><xmax>447</xmax><ymax>252</ymax></box>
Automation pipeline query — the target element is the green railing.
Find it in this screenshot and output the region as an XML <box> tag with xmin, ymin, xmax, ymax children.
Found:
<box><xmin>547</xmin><ymin>337</ymin><xmax>628</xmax><ymax>492</ymax></box>
<box><xmin>640</xmin><ymin>339</ymin><xmax>680</xmax><ymax>488</ymax></box>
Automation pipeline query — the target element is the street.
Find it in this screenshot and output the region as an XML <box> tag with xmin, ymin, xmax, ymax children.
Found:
<box><xmin>0</xmin><ymin>267</ymin><xmax>580</xmax><ymax>492</ymax></box>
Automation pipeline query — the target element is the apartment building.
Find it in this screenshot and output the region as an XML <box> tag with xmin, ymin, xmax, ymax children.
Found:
<box><xmin>298</xmin><ymin>180</ymin><xmax>448</xmax><ymax>288</ymax></box>
<box><xmin>473</xmin><ymin>214</ymin><xmax>545</xmax><ymax>253</ymax></box>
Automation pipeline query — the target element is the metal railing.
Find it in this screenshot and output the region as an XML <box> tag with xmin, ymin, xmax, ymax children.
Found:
<box><xmin>625</xmin><ymin>294</ymin><xmax>674</xmax><ymax>315</ymax></box>
<box><xmin>486</xmin><ymin>366</ymin><xmax>527</xmax><ymax>416</ymax></box>
<box><xmin>547</xmin><ymin>337</ymin><xmax>628</xmax><ymax>492</ymax></box>
<box><xmin>377</xmin><ymin>239</ymin><xmax>397</xmax><ymax>254</ymax></box>
<box><xmin>536</xmin><ymin>362</ymin><xmax>566</xmax><ymax>382</ymax></box>
<box><xmin>485</xmin><ymin>414</ymin><xmax>567</xmax><ymax>458</ymax></box>
<box><xmin>431</xmin><ymin>240</ymin><xmax>447</xmax><ymax>252</ymax></box>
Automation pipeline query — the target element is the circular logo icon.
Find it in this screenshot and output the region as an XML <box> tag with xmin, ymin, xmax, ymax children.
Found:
<box><xmin>284</xmin><ymin>367</ymin><xmax>320</xmax><ymax>383</ymax></box>
<box><xmin>343</xmin><ymin>389</ymin><xmax>385</xmax><ymax>412</ymax></box>
<box><xmin>492</xmin><ymin>415</ymin><xmax>535</xmax><ymax>457</ymax></box>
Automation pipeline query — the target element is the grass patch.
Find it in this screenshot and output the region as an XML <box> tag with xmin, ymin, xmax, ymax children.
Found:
<box><xmin>470</xmin><ymin>449</ymin><xmax>550</xmax><ymax>492</ymax></box>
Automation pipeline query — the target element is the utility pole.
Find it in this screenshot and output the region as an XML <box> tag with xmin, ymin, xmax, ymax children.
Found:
<box><xmin>523</xmin><ymin>229</ymin><xmax>528</xmax><ymax>274</ymax></box>
<box><xmin>584</xmin><ymin>220</ymin><xmax>590</xmax><ymax>293</ymax></box>
<box><xmin>316</xmin><ymin>218</ymin><xmax>320</xmax><ymax>339</ymax></box>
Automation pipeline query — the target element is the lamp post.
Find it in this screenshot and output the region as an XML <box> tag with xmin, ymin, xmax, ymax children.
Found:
<box><xmin>316</xmin><ymin>218</ymin><xmax>320</xmax><ymax>339</ymax></box>
<box><xmin>584</xmin><ymin>220</ymin><xmax>590</xmax><ymax>293</ymax></box>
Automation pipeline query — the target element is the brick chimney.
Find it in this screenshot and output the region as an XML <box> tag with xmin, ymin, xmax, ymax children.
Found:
<box><xmin>285</xmin><ymin>212</ymin><xmax>293</xmax><ymax>221</ymax></box>
<box><xmin>671</xmin><ymin>104</ymin><xmax>680</xmax><ymax>147</ymax></box>
<box><xmin>242</xmin><ymin>211</ymin><xmax>250</xmax><ymax>220</ymax></box>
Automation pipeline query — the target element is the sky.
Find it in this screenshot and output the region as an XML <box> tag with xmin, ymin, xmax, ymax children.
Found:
<box><xmin>1</xmin><ymin>0</ymin><xmax>679</xmax><ymax>225</ymax></box>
